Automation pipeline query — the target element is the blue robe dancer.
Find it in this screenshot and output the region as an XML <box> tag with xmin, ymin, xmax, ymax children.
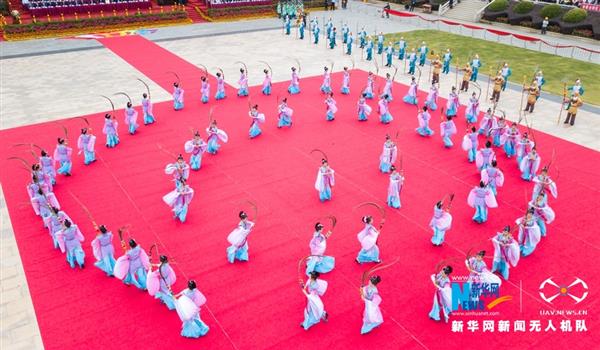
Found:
<box><xmin>403</xmin><ymin>77</ymin><xmax>418</xmax><ymax>105</ymax></box>
<box><xmin>408</xmin><ymin>49</ymin><xmax>417</xmax><ymax>75</ymax></box>
<box><xmin>114</xmin><ymin>239</ymin><xmax>150</xmax><ymax>290</ymax></box>
<box><xmin>315</xmin><ymin>159</ymin><xmax>335</xmax><ymax>201</ymax></box>
<box><xmin>91</xmin><ymin>225</ymin><xmax>116</xmax><ymax>276</ymax></box>
<box><xmin>142</xmin><ymin>93</ymin><xmax>155</xmax><ymax>123</ymax></box>
<box><xmin>356</xmin><ymin>216</ymin><xmax>381</xmax><ymax>263</ymax></box>
<box><xmin>429</xmin><ymin>266</ymin><xmax>453</xmax><ymax>322</ymax></box>
<box><xmin>320</xmin><ymin>66</ymin><xmax>332</xmax><ymax>94</ymax></box>
<box><xmin>462</xmin><ymin>127</ymin><xmax>478</xmax><ymax>163</ymax></box>
<box><xmin>77</xmin><ymin>128</ymin><xmax>96</xmax><ymax>165</ymax></box>
<box><xmin>442</xmin><ymin>49</ymin><xmax>452</xmax><ymax>74</ymax></box>
<box><xmin>329</xmin><ymin>28</ymin><xmax>337</xmax><ymax>49</ymax></box>
<box><xmin>491</xmin><ymin>227</ymin><xmax>520</xmax><ymax>280</ymax></box>
<box><xmin>248</xmin><ymin>105</ymin><xmax>265</xmax><ymax>138</ymax></box>
<box><xmin>185</xmin><ymin>133</ymin><xmax>207</xmax><ymax>170</ymax></box>
<box><xmin>200</xmin><ymin>77</ymin><xmax>210</xmax><ymax>104</ymax></box>
<box><xmin>517</xmin><ymin>209</ymin><xmax>542</xmax><ymax>257</ymax></box>
<box><xmin>173</xmin><ymin>83</ymin><xmax>184</xmax><ymax>110</ymax></box>
<box><xmin>430</xmin><ymin>202</ymin><xmax>452</xmax><ymax>246</ymax></box>
<box><xmin>346</xmin><ymin>33</ymin><xmax>354</xmax><ymax>55</ymax></box>
<box><xmin>384</xmin><ymin>43</ymin><xmax>394</xmax><ymax>67</ymax></box>
<box><xmin>175</xmin><ymin>281</ymin><xmax>210</xmax><ymax>338</ymax></box>
<box><xmin>227</xmin><ymin>211</ymin><xmax>254</xmax><ymax>263</ymax></box>
<box><xmin>57</xmin><ymin>219</ymin><xmax>85</xmax><ymax>269</ymax></box>
<box><xmin>215</xmin><ymin>73</ymin><xmax>226</xmax><ymax>100</ymax></box>
<box><xmin>396</xmin><ymin>37</ymin><xmax>406</xmax><ymax>60</ymax></box>
<box><xmin>361</xmin><ymin>276</ymin><xmax>383</xmax><ymax>334</ymax></box>
<box><xmin>467</xmin><ymin>181</ymin><xmax>498</xmax><ymax>223</ymax></box>
<box><xmin>306</xmin><ymin>223</ymin><xmax>335</xmax><ymax>275</ymax></box>
<box><xmin>341</xmin><ymin>68</ymin><xmax>351</xmax><ymax>94</ymax></box>
<box><xmin>500</xmin><ymin>62</ymin><xmax>512</xmax><ymax>91</ymax></box>
<box><xmin>299</xmin><ymin>20</ymin><xmax>305</xmax><ymax>40</ymax></box>
<box><xmin>301</xmin><ymin>272</ymin><xmax>329</xmax><ymax>330</ymax></box>
<box><xmin>53</xmin><ymin>138</ymin><xmax>72</xmax><ymax>176</ymax></box>
<box><xmin>278</xmin><ymin>98</ymin><xmax>294</xmax><ymax>127</ymax></box>
<box><xmin>237</xmin><ymin>69</ymin><xmax>249</xmax><ymax>97</ymax></box>
<box><xmin>416</xmin><ymin>106</ymin><xmax>434</xmax><ymax>137</ymax></box>
<box><xmin>342</xmin><ymin>24</ymin><xmax>349</xmax><ymax>44</ymax></box>
<box><xmin>470</xmin><ymin>54</ymin><xmax>482</xmax><ymax>82</ymax></box>
<box><xmin>284</xmin><ymin>15</ymin><xmax>291</xmax><ymax>35</ymax></box>
<box><xmin>377</xmin><ymin>32</ymin><xmax>384</xmax><ymax>54</ymax></box>
<box><xmin>366</xmin><ymin>39</ymin><xmax>374</xmax><ymax>61</ymax></box>
<box><xmin>359</xmin><ymin>28</ymin><xmax>367</xmax><ymax>48</ymax></box>
<box><xmin>288</xmin><ymin>67</ymin><xmax>301</xmax><ymax>94</ymax></box>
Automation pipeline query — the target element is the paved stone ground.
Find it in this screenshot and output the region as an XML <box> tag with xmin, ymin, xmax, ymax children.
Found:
<box><xmin>1</xmin><ymin>2</ymin><xmax>598</xmax><ymax>348</ymax></box>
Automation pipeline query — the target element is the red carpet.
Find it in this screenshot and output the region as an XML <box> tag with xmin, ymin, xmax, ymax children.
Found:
<box><xmin>0</xmin><ymin>36</ymin><xmax>597</xmax><ymax>349</ymax></box>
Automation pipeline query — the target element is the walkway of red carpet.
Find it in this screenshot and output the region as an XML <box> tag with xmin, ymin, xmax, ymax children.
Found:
<box><xmin>0</xmin><ymin>35</ymin><xmax>597</xmax><ymax>349</ymax></box>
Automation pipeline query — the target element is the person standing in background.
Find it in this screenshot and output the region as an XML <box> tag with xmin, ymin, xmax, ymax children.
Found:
<box><xmin>541</xmin><ymin>17</ymin><xmax>549</xmax><ymax>35</ymax></box>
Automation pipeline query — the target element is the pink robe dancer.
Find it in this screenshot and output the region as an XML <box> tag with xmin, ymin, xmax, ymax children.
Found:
<box><xmin>379</xmin><ymin>137</ymin><xmax>397</xmax><ymax>173</ymax></box>
<box><xmin>173</xmin><ymin>83</ymin><xmax>185</xmax><ymax>110</ymax></box>
<box><xmin>184</xmin><ymin>134</ymin><xmax>208</xmax><ymax>170</ymax></box>
<box><xmin>200</xmin><ymin>77</ymin><xmax>210</xmax><ymax>104</ymax></box>
<box><xmin>429</xmin><ymin>267</ymin><xmax>452</xmax><ymax>322</ymax></box>
<box><xmin>416</xmin><ymin>107</ymin><xmax>434</xmax><ymax>137</ymax></box>
<box><xmin>306</xmin><ymin>225</ymin><xmax>335</xmax><ymax>275</ymax></box>
<box><xmin>491</xmin><ymin>228</ymin><xmax>520</xmax><ymax>280</ymax></box>
<box><xmin>77</xmin><ymin>130</ymin><xmax>96</xmax><ymax>165</ymax></box>
<box><xmin>215</xmin><ymin>73</ymin><xmax>226</xmax><ymax>100</ymax></box>
<box><xmin>103</xmin><ymin>114</ymin><xmax>119</xmax><ymax>148</ymax></box>
<box><xmin>465</xmin><ymin>93</ymin><xmax>479</xmax><ymax>124</ymax></box>
<box><xmin>53</xmin><ymin>139</ymin><xmax>73</xmax><ymax>176</ymax></box>
<box><xmin>478</xmin><ymin>109</ymin><xmax>497</xmax><ymax>135</ymax></box>
<box><xmin>206</xmin><ymin>122</ymin><xmax>229</xmax><ymax>154</ymax></box>
<box><xmin>430</xmin><ymin>203</ymin><xmax>452</xmax><ymax>246</ymax></box>
<box><xmin>475</xmin><ymin>141</ymin><xmax>495</xmax><ymax>170</ymax></box>
<box><xmin>425</xmin><ymin>83</ymin><xmax>439</xmax><ymax>111</ymax></box>
<box><xmin>361</xmin><ymin>276</ymin><xmax>383</xmax><ymax>334</ymax></box>
<box><xmin>39</xmin><ymin>152</ymin><xmax>56</xmax><ymax>185</ymax></box>
<box><xmin>500</xmin><ymin>125</ymin><xmax>520</xmax><ymax>158</ymax></box>
<box><xmin>445</xmin><ymin>89</ymin><xmax>459</xmax><ymax>117</ymax></box>
<box><xmin>517</xmin><ymin>210</ymin><xmax>542</xmax><ymax>257</ymax></box>
<box><xmin>163</xmin><ymin>184</ymin><xmax>194</xmax><ymax>223</ymax></box>
<box><xmin>519</xmin><ymin>149</ymin><xmax>541</xmax><ymax>181</ymax></box>
<box><xmin>356</xmin><ymin>217</ymin><xmax>381</xmax><ymax>263</ymax></box>
<box><xmin>238</xmin><ymin>70</ymin><xmax>249</xmax><ymax>96</ymax></box>
<box><xmin>226</xmin><ymin>211</ymin><xmax>255</xmax><ymax>263</ymax></box>
<box><xmin>124</xmin><ymin>104</ymin><xmax>139</xmax><ymax>135</ymax></box>
<box><xmin>402</xmin><ymin>77</ymin><xmax>418</xmax><ymax>105</ymax></box>
<box><xmin>262</xmin><ymin>70</ymin><xmax>272</xmax><ymax>95</ymax></box>
<box><xmin>91</xmin><ymin>226</ymin><xmax>116</xmax><ymax>276</ymax></box>
<box><xmin>378</xmin><ymin>96</ymin><xmax>393</xmax><ymax>124</ymax></box>
<box><xmin>147</xmin><ymin>258</ymin><xmax>177</xmax><ymax>310</ymax></box>
<box><xmin>288</xmin><ymin>68</ymin><xmax>301</xmax><ymax>94</ymax></box>
<box><xmin>142</xmin><ymin>94</ymin><xmax>155</xmax><ymax>124</ymax></box>
<box><xmin>461</xmin><ymin>128</ymin><xmax>479</xmax><ymax>163</ymax></box>
<box><xmin>174</xmin><ymin>281</ymin><xmax>209</xmax><ymax>338</ymax></box>
<box><xmin>301</xmin><ymin>273</ymin><xmax>329</xmax><ymax>330</ymax></box>
<box><xmin>56</xmin><ymin>220</ymin><xmax>85</xmax><ymax>269</ymax></box>
<box><xmin>315</xmin><ymin>160</ymin><xmax>335</xmax><ymax>202</ymax></box>
<box><xmin>387</xmin><ymin>167</ymin><xmax>403</xmax><ymax>209</ymax></box>
<box><xmin>532</xmin><ymin>169</ymin><xmax>558</xmax><ymax>201</ymax></box>
<box><xmin>325</xmin><ymin>94</ymin><xmax>337</xmax><ymax>121</ymax></box>
<box><xmin>278</xmin><ymin>99</ymin><xmax>294</xmax><ymax>128</ymax></box>
<box><xmin>341</xmin><ymin>69</ymin><xmax>350</xmax><ymax>94</ymax></box>
<box><xmin>440</xmin><ymin>116</ymin><xmax>457</xmax><ymax>148</ymax></box>
<box><xmin>516</xmin><ymin>133</ymin><xmax>535</xmax><ymax>164</ymax></box>
<box><xmin>529</xmin><ymin>194</ymin><xmax>555</xmax><ymax>237</ymax></box>
<box><xmin>165</xmin><ymin>156</ymin><xmax>191</xmax><ymax>189</ymax></box>
<box><xmin>114</xmin><ymin>240</ymin><xmax>151</xmax><ymax>290</ymax></box>
<box><xmin>357</xmin><ymin>96</ymin><xmax>372</xmax><ymax>121</ymax></box>
<box><xmin>491</xmin><ymin>117</ymin><xmax>508</xmax><ymax>146</ymax></box>
<box><xmin>466</xmin><ymin>252</ymin><xmax>502</xmax><ymax>290</ymax></box>
<box><xmin>481</xmin><ymin>161</ymin><xmax>504</xmax><ymax>195</ymax></box>
<box><xmin>467</xmin><ymin>182</ymin><xmax>498</xmax><ymax>223</ymax></box>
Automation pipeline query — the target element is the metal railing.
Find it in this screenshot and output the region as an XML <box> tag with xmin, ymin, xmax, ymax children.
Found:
<box><xmin>474</xmin><ymin>0</ymin><xmax>492</xmax><ymax>22</ymax></box>
<box><xmin>438</xmin><ymin>0</ymin><xmax>451</xmax><ymax>16</ymax></box>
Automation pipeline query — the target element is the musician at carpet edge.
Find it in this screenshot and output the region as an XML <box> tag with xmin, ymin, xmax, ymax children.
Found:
<box><xmin>54</xmin><ymin>137</ymin><xmax>73</xmax><ymax>176</ymax></box>
<box><xmin>142</xmin><ymin>92</ymin><xmax>156</xmax><ymax>123</ymax></box>
<box><xmin>359</xmin><ymin>27</ymin><xmax>367</xmax><ymax>48</ymax></box>
<box><xmin>278</xmin><ymin>97</ymin><xmax>294</xmax><ymax>127</ymax></box>
<box><xmin>442</xmin><ymin>48</ymin><xmax>452</xmax><ymax>74</ymax></box>
<box><xmin>491</xmin><ymin>226</ymin><xmax>520</xmax><ymax>280</ymax></box>
<box><xmin>402</xmin><ymin>76</ymin><xmax>418</xmax><ymax>105</ymax></box>
<box><xmin>396</xmin><ymin>36</ymin><xmax>406</xmax><ymax>60</ymax></box>
<box><xmin>103</xmin><ymin>113</ymin><xmax>120</xmax><ymax>148</ymax></box>
<box><xmin>237</xmin><ymin>68</ymin><xmax>249</xmax><ymax>97</ymax></box>
<box><xmin>563</xmin><ymin>91</ymin><xmax>583</xmax><ymax>126</ymax></box>
<box><xmin>431</xmin><ymin>55</ymin><xmax>442</xmax><ymax>84</ymax></box>
<box><xmin>356</xmin><ymin>216</ymin><xmax>381</xmax><ymax>264</ymax></box>
<box><xmin>175</xmin><ymin>280</ymin><xmax>210</xmax><ymax>338</ymax></box>
<box><xmin>173</xmin><ymin>82</ymin><xmax>184</xmax><ymax>110</ymax></box>
<box><xmin>357</xmin><ymin>93</ymin><xmax>372</xmax><ymax>121</ymax></box>
<box><xmin>147</xmin><ymin>255</ymin><xmax>177</xmax><ymax>310</ymax></box>
<box><xmin>363</xmin><ymin>71</ymin><xmax>375</xmax><ymax>99</ymax></box>
<box><xmin>429</xmin><ymin>265</ymin><xmax>453</xmax><ymax>323</ymax></box>
<box><xmin>366</xmin><ymin>37</ymin><xmax>374</xmax><ymax>61</ymax></box>
<box><xmin>262</xmin><ymin>68</ymin><xmax>272</xmax><ymax>95</ymax></box>
<box><xmin>341</xmin><ymin>67</ymin><xmax>351</xmax><ymax>94</ymax></box>
<box><xmin>440</xmin><ymin>115</ymin><xmax>457</xmax><ymax>148</ymax></box>
<box><xmin>430</xmin><ymin>200</ymin><xmax>452</xmax><ymax>246</ymax></box>
<box><xmin>491</xmin><ymin>71</ymin><xmax>505</xmax><ymax>103</ymax></box>
<box><xmin>445</xmin><ymin>86</ymin><xmax>459</xmax><ymax>118</ymax></box>
<box><xmin>329</xmin><ymin>27</ymin><xmax>337</xmax><ymax>50</ymax></box>
<box><xmin>301</xmin><ymin>271</ymin><xmax>329</xmax><ymax>330</ymax></box>
<box><xmin>425</xmin><ymin>82</ymin><xmax>439</xmax><ymax>111</ymax></box>
<box><xmin>385</xmin><ymin>42</ymin><xmax>394</xmax><ymax>67</ymax></box>
<box><xmin>481</xmin><ymin>160</ymin><xmax>504</xmax><ymax>196</ymax></box>
<box><xmin>408</xmin><ymin>48</ymin><xmax>417</xmax><ymax>75</ymax></box>
<box><xmin>315</xmin><ymin>158</ymin><xmax>335</xmax><ymax>201</ymax></box>
<box><xmin>361</xmin><ymin>275</ymin><xmax>383</xmax><ymax>334</ymax></box>
<box><xmin>226</xmin><ymin>210</ymin><xmax>255</xmax><ymax>263</ymax></box>
<box><xmin>465</xmin><ymin>92</ymin><xmax>480</xmax><ymax>124</ymax></box>
<box><xmin>462</xmin><ymin>126</ymin><xmax>478</xmax><ymax>163</ymax></box>
<box><xmin>165</xmin><ymin>154</ymin><xmax>190</xmax><ymax>190</ymax></box>
<box><xmin>475</xmin><ymin>140</ymin><xmax>495</xmax><ymax>171</ymax></box>
<box><xmin>377</xmin><ymin>32</ymin><xmax>385</xmax><ymax>55</ymax></box>
<box><xmin>249</xmin><ymin>104</ymin><xmax>265</xmax><ymax>138</ymax></box>
<box><xmin>346</xmin><ymin>32</ymin><xmax>354</xmax><ymax>55</ymax></box>
<box><xmin>470</xmin><ymin>54</ymin><xmax>482</xmax><ymax>82</ymax></box>
<box><xmin>215</xmin><ymin>71</ymin><xmax>226</xmax><ymax>100</ymax></box>
<box><xmin>200</xmin><ymin>76</ymin><xmax>210</xmax><ymax>103</ymax></box>
<box><xmin>524</xmin><ymin>79</ymin><xmax>540</xmax><ymax>113</ymax></box>
<box><xmin>416</xmin><ymin>106</ymin><xmax>434</xmax><ymax>137</ymax></box>
<box><xmin>306</xmin><ymin>223</ymin><xmax>335</xmax><ymax>275</ymax></box>
<box><xmin>325</xmin><ymin>92</ymin><xmax>338</xmax><ymax>121</ymax></box>
<box><xmin>320</xmin><ymin>66</ymin><xmax>332</xmax><ymax>94</ymax></box>
<box><xmin>77</xmin><ymin>128</ymin><xmax>96</xmax><ymax>165</ymax></box>
<box><xmin>467</xmin><ymin>181</ymin><xmax>498</xmax><ymax>224</ymax></box>
<box><xmin>460</xmin><ymin>63</ymin><xmax>472</xmax><ymax>92</ymax></box>
<box><xmin>379</xmin><ymin>134</ymin><xmax>397</xmax><ymax>173</ymax></box>
<box><xmin>184</xmin><ymin>131</ymin><xmax>208</xmax><ymax>171</ymax></box>
<box><xmin>288</xmin><ymin>66</ymin><xmax>301</xmax><ymax>94</ymax></box>
<box><xmin>387</xmin><ymin>165</ymin><xmax>404</xmax><ymax>209</ymax></box>
<box><xmin>284</xmin><ymin>15</ymin><xmax>291</xmax><ymax>36</ymax></box>
<box><xmin>500</xmin><ymin>62</ymin><xmax>512</xmax><ymax>91</ymax></box>
<box><xmin>124</xmin><ymin>101</ymin><xmax>139</xmax><ymax>135</ymax></box>
<box><xmin>162</xmin><ymin>178</ymin><xmax>194</xmax><ymax>223</ymax></box>
<box><xmin>91</xmin><ymin>224</ymin><xmax>116</xmax><ymax>277</ymax></box>
<box><xmin>529</xmin><ymin>192</ymin><xmax>555</xmax><ymax>237</ymax></box>
<box><xmin>206</xmin><ymin>119</ymin><xmax>229</xmax><ymax>154</ymax></box>
<box><xmin>378</xmin><ymin>94</ymin><xmax>394</xmax><ymax>124</ymax></box>
<box><xmin>383</xmin><ymin>73</ymin><xmax>394</xmax><ymax>101</ymax></box>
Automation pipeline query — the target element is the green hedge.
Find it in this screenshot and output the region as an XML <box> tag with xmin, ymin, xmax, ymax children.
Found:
<box><xmin>562</xmin><ymin>8</ymin><xmax>587</xmax><ymax>23</ymax></box>
<box><xmin>540</xmin><ymin>4</ymin><xmax>562</xmax><ymax>19</ymax></box>
<box><xmin>488</xmin><ymin>0</ymin><xmax>509</xmax><ymax>12</ymax></box>
<box><xmin>513</xmin><ymin>1</ymin><xmax>534</xmax><ymax>14</ymax></box>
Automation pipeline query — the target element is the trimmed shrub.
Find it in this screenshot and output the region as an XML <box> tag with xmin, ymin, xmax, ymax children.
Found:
<box><xmin>547</xmin><ymin>24</ymin><xmax>561</xmax><ymax>33</ymax></box>
<box><xmin>513</xmin><ymin>1</ymin><xmax>534</xmax><ymax>14</ymax></box>
<box><xmin>488</xmin><ymin>0</ymin><xmax>509</xmax><ymax>12</ymax></box>
<box><xmin>562</xmin><ymin>8</ymin><xmax>587</xmax><ymax>23</ymax></box>
<box><xmin>572</xmin><ymin>28</ymin><xmax>593</xmax><ymax>38</ymax></box>
<box><xmin>496</xmin><ymin>16</ymin><xmax>509</xmax><ymax>23</ymax></box>
<box><xmin>540</xmin><ymin>4</ymin><xmax>561</xmax><ymax>19</ymax></box>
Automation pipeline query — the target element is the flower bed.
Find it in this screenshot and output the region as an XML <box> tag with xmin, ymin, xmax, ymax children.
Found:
<box><xmin>3</xmin><ymin>11</ymin><xmax>190</xmax><ymax>40</ymax></box>
<box><xmin>483</xmin><ymin>0</ymin><xmax>600</xmax><ymax>40</ymax></box>
<box><xmin>206</xmin><ymin>4</ymin><xmax>275</xmax><ymax>19</ymax></box>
